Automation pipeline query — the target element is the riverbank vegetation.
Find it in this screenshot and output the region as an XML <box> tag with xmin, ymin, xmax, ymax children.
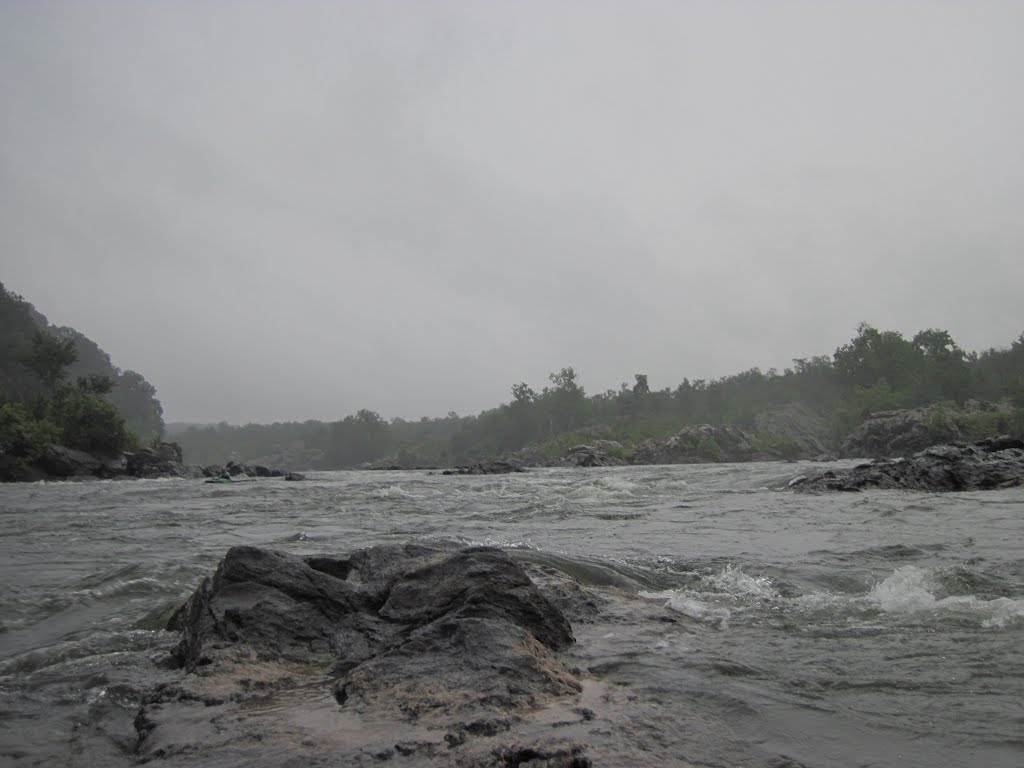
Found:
<box><xmin>0</xmin><ymin>284</ymin><xmax>165</xmax><ymax>478</ymax></box>
<box><xmin>172</xmin><ymin>324</ymin><xmax>1024</xmax><ymax>469</ymax></box>
<box><xmin>3</xmin><ymin>281</ymin><xmax>1021</xmax><ymax>472</ymax></box>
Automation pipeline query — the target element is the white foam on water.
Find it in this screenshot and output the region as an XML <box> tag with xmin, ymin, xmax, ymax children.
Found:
<box><xmin>868</xmin><ymin>565</ymin><xmax>938</xmax><ymax>613</ymax></box>
<box><xmin>867</xmin><ymin>565</ymin><xmax>1024</xmax><ymax>628</ymax></box>
<box><xmin>640</xmin><ymin>564</ymin><xmax>781</xmax><ymax>628</ymax></box>
<box><xmin>640</xmin><ymin>589</ymin><xmax>732</xmax><ymax>627</ymax></box>
<box><xmin>372</xmin><ymin>485</ymin><xmax>415</xmax><ymax>499</ymax></box>
<box><xmin>705</xmin><ymin>564</ymin><xmax>779</xmax><ymax>600</ymax></box>
<box><xmin>568</xmin><ymin>476</ymin><xmax>640</xmax><ymax>500</ymax></box>
<box><xmin>454</xmin><ymin>536</ymin><xmax>533</xmax><ymax>550</ymax></box>
<box><xmin>981</xmin><ymin>598</ymin><xmax>1024</xmax><ymax>628</ymax></box>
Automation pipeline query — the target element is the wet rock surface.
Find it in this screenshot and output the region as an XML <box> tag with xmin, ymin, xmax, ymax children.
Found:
<box><xmin>0</xmin><ymin>440</ymin><xmax>301</xmax><ymax>482</ymax></box>
<box><xmin>631</xmin><ymin>424</ymin><xmax>759</xmax><ymax>464</ymax></box>
<box><xmin>562</xmin><ymin>442</ymin><xmax>627</xmax><ymax>467</ymax></box>
<box><xmin>791</xmin><ymin>437</ymin><xmax>1024</xmax><ymax>492</ymax></box>
<box><xmin>139</xmin><ymin>544</ymin><xmax>710</xmax><ymax>766</ymax></box>
<box><xmin>838</xmin><ymin>405</ymin><xmax>962</xmax><ymax>459</ymax></box>
<box><xmin>442</xmin><ymin>460</ymin><xmax>525</xmax><ymax>475</ymax></box>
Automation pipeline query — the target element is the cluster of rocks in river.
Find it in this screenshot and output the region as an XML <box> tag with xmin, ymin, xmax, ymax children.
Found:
<box><xmin>0</xmin><ymin>440</ymin><xmax>302</xmax><ymax>482</ymax></box>
<box><xmin>441</xmin><ymin>459</ymin><xmax>526</xmax><ymax>475</ymax></box>
<box><xmin>138</xmin><ymin>543</ymin><xmax>706</xmax><ymax>766</ymax></box>
<box><xmin>790</xmin><ymin>437</ymin><xmax>1024</xmax><ymax>493</ymax></box>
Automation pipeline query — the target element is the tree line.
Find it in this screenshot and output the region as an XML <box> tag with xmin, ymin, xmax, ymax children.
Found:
<box><xmin>174</xmin><ymin>323</ymin><xmax>1024</xmax><ymax>469</ymax></box>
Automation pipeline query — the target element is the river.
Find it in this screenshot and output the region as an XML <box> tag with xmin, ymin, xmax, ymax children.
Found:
<box><xmin>1</xmin><ymin>463</ymin><xmax>1022</xmax><ymax>766</ymax></box>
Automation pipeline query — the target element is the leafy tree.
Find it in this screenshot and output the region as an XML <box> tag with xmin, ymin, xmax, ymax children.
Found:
<box><xmin>912</xmin><ymin>329</ymin><xmax>970</xmax><ymax>402</ymax></box>
<box><xmin>20</xmin><ymin>330</ymin><xmax>77</xmax><ymax>392</ymax></box>
<box><xmin>833</xmin><ymin>323</ymin><xmax>917</xmax><ymax>392</ymax></box>
<box><xmin>0</xmin><ymin>401</ymin><xmax>58</xmax><ymax>462</ymax></box>
<box><xmin>111</xmin><ymin>370</ymin><xmax>165</xmax><ymax>441</ymax></box>
<box><xmin>50</xmin><ymin>385</ymin><xmax>131</xmax><ymax>456</ymax></box>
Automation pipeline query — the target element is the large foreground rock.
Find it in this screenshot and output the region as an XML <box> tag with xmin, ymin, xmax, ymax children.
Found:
<box><xmin>790</xmin><ymin>437</ymin><xmax>1024</xmax><ymax>492</ymax></box>
<box><xmin>140</xmin><ymin>544</ymin><xmax>592</xmax><ymax>765</ymax></box>
<box><xmin>133</xmin><ymin>543</ymin><xmax>804</xmax><ymax>766</ymax></box>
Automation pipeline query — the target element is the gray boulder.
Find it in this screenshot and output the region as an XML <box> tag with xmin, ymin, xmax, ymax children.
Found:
<box><xmin>126</xmin><ymin>441</ymin><xmax>190</xmax><ymax>478</ymax></box>
<box><xmin>839</xmin><ymin>405</ymin><xmax>962</xmax><ymax>459</ymax></box>
<box><xmin>754</xmin><ymin>402</ymin><xmax>832</xmax><ymax>457</ymax></box>
<box><xmin>442</xmin><ymin>460</ymin><xmax>525</xmax><ymax>475</ymax></box>
<box><xmin>791</xmin><ymin>437</ymin><xmax>1024</xmax><ymax>493</ymax></box>
<box><xmin>564</xmin><ymin>441</ymin><xmax>627</xmax><ymax>467</ymax></box>
<box><xmin>631</xmin><ymin>424</ymin><xmax>757</xmax><ymax>464</ymax></box>
<box><xmin>142</xmin><ymin>544</ymin><xmax>581</xmax><ymax>764</ymax></box>
<box><xmin>39</xmin><ymin>445</ymin><xmax>104</xmax><ymax>477</ymax></box>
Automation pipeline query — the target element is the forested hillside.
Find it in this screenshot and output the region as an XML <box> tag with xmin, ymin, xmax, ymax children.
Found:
<box><xmin>175</xmin><ymin>323</ymin><xmax>1024</xmax><ymax>469</ymax></box>
<box><xmin>0</xmin><ymin>282</ymin><xmax>165</xmax><ymax>477</ymax></box>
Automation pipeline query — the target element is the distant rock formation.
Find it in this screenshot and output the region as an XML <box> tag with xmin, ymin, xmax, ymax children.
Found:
<box><xmin>754</xmin><ymin>402</ymin><xmax>831</xmax><ymax>457</ymax></box>
<box><xmin>563</xmin><ymin>441</ymin><xmax>627</xmax><ymax>467</ymax></box>
<box><xmin>442</xmin><ymin>460</ymin><xmax>526</xmax><ymax>475</ymax></box>
<box><xmin>125</xmin><ymin>441</ymin><xmax>201</xmax><ymax>478</ymax></box>
<box><xmin>0</xmin><ymin>440</ymin><xmax>301</xmax><ymax>482</ymax></box>
<box><xmin>790</xmin><ymin>437</ymin><xmax>1024</xmax><ymax>492</ymax></box>
<box><xmin>839</xmin><ymin>405</ymin><xmax>963</xmax><ymax>459</ymax></box>
<box><xmin>631</xmin><ymin>424</ymin><xmax>758</xmax><ymax>464</ymax></box>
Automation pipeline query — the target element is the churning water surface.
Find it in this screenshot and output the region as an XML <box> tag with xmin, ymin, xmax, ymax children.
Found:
<box><xmin>0</xmin><ymin>463</ymin><xmax>1022</xmax><ymax>767</ymax></box>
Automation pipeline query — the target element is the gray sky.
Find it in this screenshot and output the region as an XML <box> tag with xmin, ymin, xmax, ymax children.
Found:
<box><xmin>2</xmin><ymin>1</ymin><xmax>1022</xmax><ymax>424</ymax></box>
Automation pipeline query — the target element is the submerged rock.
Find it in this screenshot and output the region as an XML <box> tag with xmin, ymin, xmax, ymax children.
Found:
<box><xmin>442</xmin><ymin>460</ymin><xmax>525</xmax><ymax>475</ymax></box>
<box><xmin>791</xmin><ymin>437</ymin><xmax>1024</xmax><ymax>492</ymax></box>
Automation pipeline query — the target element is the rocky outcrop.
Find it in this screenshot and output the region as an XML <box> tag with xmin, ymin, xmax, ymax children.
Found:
<box><xmin>0</xmin><ymin>440</ymin><xmax>301</xmax><ymax>482</ymax></box>
<box><xmin>442</xmin><ymin>460</ymin><xmax>525</xmax><ymax>475</ymax></box>
<box><xmin>631</xmin><ymin>424</ymin><xmax>758</xmax><ymax>464</ymax></box>
<box><xmin>790</xmin><ymin>437</ymin><xmax>1024</xmax><ymax>493</ymax></box>
<box><xmin>125</xmin><ymin>442</ymin><xmax>203</xmax><ymax>478</ymax></box>
<box><xmin>563</xmin><ymin>441</ymin><xmax>627</xmax><ymax>467</ymax></box>
<box><xmin>754</xmin><ymin>403</ymin><xmax>832</xmax><ymax>457</ymax></box>
<box><xmin>39</xmin><ymin>445</ymin><xmax>106</xmax><ymax>477</ymax></box>
<box><xmin>839</xmin><ymin>405</ymin><xmax>962</xmax><ymax>459</ymax></box>
<box><xmin>140</xmin><ymin>544</ymin><xmax>589</xmax><ymax>765</ymax></box>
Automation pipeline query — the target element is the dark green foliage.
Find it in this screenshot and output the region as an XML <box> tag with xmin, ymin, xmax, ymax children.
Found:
<box><xmin>110</xmin><ymin>370</ymin><xmax>164</xmax><ymax>442</ymax></box>
<box><xmin>696</xmin><ymin>435</ymin><xmax>722</xmax><ymax>461</ymax></box>
<box><xmin>0</xmin><ymin>401</ymin><xmax>59</xmax><ymax>461</ymax></box>
<box><xmin>49</xmin><ymin>384</ymin><xmax>131</xmax><ymax>456</ymax></box>
<box><xmin>20</xmin><ymin>330</ymin><xmax>77</xmax><ymax>392</ymax></box>
<box><xmin>180</xmin><ymin>325</ymin><xmax>1024</xmax><ymax>468</ymax></box>
<box><xmin>0</xmin><ymin>284</ymin><xmax>159</xmax><ymax>465</ymax></box>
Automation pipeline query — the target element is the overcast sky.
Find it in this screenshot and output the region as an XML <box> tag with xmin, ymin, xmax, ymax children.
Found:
<box><xmin>2</xmin><ymin>1</ymin><xmax>1022</xmax><ymax>424</ymax></box>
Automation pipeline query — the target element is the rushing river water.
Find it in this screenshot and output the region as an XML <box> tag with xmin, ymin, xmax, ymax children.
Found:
<box><xmin>1</xmin><ymin>463</ymin><xmax>1022</xmax><ymax>767</ymax></box>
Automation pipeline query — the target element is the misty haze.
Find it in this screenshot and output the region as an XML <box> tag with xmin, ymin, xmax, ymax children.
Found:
<box><xmin>1</xmin><ymin>3</ymin><xmax>1022</xmax><ymax>767</ymax></box>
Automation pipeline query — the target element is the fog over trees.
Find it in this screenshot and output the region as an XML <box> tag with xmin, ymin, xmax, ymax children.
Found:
<box><xmin>171</xmin><ymin>324</ymin><xmax>1024</xmax><ymax>469</ymax></box>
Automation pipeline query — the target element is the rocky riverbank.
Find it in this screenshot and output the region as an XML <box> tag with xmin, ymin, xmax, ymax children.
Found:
<box><xmin>790</xmin><ymin>437</ymin><xmax>1024</xmax><ymax>493</ymax></box>
<box><xmin>0</xmin><ymin>440</ymin><xmax>298</xmax><ymax>482</ymax></box>
<box><xmin>133</xmin><ymin>542</ymin><xmax>711</xmax><ymax>766</ymax></box>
